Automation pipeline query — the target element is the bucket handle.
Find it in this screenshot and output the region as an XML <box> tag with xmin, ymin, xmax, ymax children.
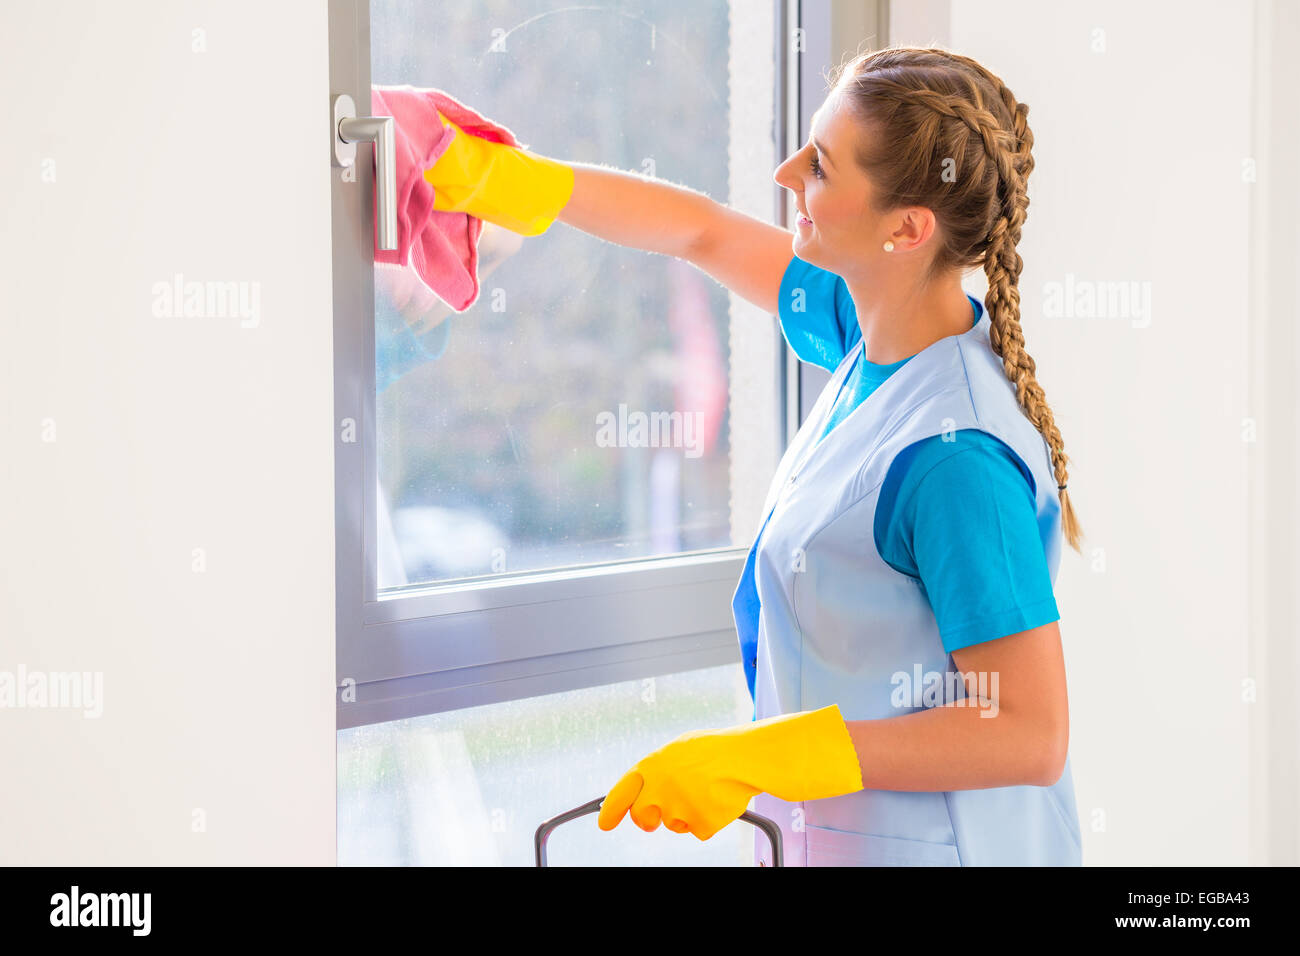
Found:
<box><xmin>534</xmin><ymin>796</ymin><xmax>784</xmax><ymax>867</ymax></box>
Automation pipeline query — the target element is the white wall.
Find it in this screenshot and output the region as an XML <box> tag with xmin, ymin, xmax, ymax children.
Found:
<box><xmin>883</xmin><ymin>0</ymin><xmax>1295</xmax><ymax>864</ymax></box>
<box><xmin>0</xmin><ymin>1</ymin><xmax>335</xmax><ymax>864</ymax></box>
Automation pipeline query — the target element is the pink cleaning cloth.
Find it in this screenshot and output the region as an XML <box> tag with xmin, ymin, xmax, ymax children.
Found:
<box><xmin>371</xmin><ymin>85</ymin><xmax>520</xmax><ymax>312</ymax></box>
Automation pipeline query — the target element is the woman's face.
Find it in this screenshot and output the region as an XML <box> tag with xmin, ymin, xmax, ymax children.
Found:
<box><xmin>773</xmin><ymin>90</ymin><xmax>889</xmax><ymax>277</ymax></box>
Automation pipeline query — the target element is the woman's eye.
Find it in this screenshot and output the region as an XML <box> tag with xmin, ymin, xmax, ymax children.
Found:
<box><xmin>809</xmin><ymin>154</ymin><xmax>824</xmax><ymax>179</ymax></box>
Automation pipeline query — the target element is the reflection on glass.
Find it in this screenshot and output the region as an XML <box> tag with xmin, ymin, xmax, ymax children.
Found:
<box><xmin>338</xmin><ymin>662</ymin><xmax>756</xmax><ymax>866</ymax></box>
<box><xmin>370</xmin><ymin>0</ymin><xmax>776</xmax><ymax>587</ymax></box>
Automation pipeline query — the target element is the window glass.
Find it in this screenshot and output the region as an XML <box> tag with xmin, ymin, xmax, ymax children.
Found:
<box><xmin>370</xmin><ymin>0</ymin><xmax>780</xmax><ymax>587</ymax></box>
<box><xmin>338</xmin><ymin>662</ymin><xmax>756</xmax><ymax>866</ymax></box>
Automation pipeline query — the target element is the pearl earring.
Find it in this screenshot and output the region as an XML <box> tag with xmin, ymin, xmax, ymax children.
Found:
<box><xmin>883</xmin><ymin>240</ymin><xmax>895</xmax><ymax>252</ymax></box>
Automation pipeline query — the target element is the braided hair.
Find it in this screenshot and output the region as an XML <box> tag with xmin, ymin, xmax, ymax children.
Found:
<box><xmin>833</xmin><ymin>46</ymin><xmax>1082</xmax><ymax>553</ymax></box>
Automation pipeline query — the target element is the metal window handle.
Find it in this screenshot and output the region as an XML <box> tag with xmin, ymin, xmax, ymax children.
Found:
<box><xmin>332</xmin><ymin>93</ymin><xmax>397</xmax><ymax>251</ymax></box>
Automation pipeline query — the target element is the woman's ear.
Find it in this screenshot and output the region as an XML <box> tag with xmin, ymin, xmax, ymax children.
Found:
<box><xmin>887</xmin><ymin>206</ymin><xmax>938</xmax><ymax>253</ymax></box>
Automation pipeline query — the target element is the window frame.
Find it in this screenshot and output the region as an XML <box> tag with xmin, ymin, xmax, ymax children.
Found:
<box><xmin>329</xmin><ymin>0</ymin><xmax>815</xmax><ymax>729</ymax></box>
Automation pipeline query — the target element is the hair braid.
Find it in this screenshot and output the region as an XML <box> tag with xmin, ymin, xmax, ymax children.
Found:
<box><xmin>968</xmin><ymin>72</ymin><xmax>1082</xmax><ymax>554</ymax></box>
<box><xmin>835</xmin><ymin>47</ymin><xmax>1083</xmax><ymax>552</ymax></box>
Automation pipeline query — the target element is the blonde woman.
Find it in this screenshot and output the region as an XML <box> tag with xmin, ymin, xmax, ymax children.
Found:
<box><xmin>424</xmin><ymin>46</ymin><xmax>1083</xmax><ymax>866</ymax></box>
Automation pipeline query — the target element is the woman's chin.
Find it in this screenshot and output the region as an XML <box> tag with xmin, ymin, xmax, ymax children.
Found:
<box><xmin>792</xmin><ymin>230</ymin><xmax>822</xmax><ymax>262</ymax></box>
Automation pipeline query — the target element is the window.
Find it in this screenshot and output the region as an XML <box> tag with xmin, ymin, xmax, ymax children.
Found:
<box><xmin>330</xmin><ymin>0</ymin><xmax>795</xmax><ymax>727</ymax></box>
<box><xmin>373</xmin><ymin>0</ymin><xmax>748</xmax><ymax>587</ymax></box>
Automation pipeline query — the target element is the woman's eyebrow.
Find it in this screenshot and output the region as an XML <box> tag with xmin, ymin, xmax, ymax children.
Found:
<box><xmin>812</xmin><ymin>136</ymin><xmax>836</xmax><ymax>170</ymax></box>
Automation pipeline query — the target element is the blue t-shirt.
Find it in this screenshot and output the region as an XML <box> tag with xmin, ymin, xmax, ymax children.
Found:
<box><xmin>768</xmin><ymin>255</ymin><xmax>1059</xmax><ymax>653</ymax></box>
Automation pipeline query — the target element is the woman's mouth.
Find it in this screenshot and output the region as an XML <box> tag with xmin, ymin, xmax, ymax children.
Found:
<box><xmin>797</xmin><ymin>213</ymin><xmax>813</xmax><ymax>229</ymax></box>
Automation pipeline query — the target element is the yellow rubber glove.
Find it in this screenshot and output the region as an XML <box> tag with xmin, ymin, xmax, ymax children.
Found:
<box><xmin>423</xmin><ymin>113</ymin><xmax>574</xmax><ymax>237</ymax></box>
<box><xmin>596</xmin><ymin>704</ymin><xmax>864</xmax><ymax>841</ymax></box>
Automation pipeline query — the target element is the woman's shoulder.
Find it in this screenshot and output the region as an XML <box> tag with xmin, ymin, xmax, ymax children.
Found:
<box><xmin>878</xmin><ymin>429</ymin><xmax>1035</xmax><ymax>527</ymax></box>
<box><xmin>777</xmin><ymin>256</ymin><xmax>858</xmax><ymax>371</ymax></box>
<box><xmin>873</xmin><ymin>428</ymin><xmax>1043</xmax><ymax>579</ymax></box>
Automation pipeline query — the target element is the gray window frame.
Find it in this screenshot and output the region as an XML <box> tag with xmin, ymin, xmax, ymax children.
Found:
<box><xmin>329</xmin><ymin>0</ymin><xmax>847</xmax><ymax>730</ymax></box>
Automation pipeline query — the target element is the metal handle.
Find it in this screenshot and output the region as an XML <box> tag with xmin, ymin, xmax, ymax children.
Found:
<box><xmin>332</xmin><ymin>93</ymin><xmax>397</xmax><ymax>251</ymax></box>
<box><xmin>534</xmin><ymin>796</ymin><xmax>783</xmax><ymax>867</ymax></box>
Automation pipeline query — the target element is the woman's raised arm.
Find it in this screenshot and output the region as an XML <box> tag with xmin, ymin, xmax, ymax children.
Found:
<box><xmin>423</xmin><ymin>120</ymin><xmax>796</xmax><ymax>316</ymax></box>
<box><xmin>557</xmin><ymin>161</ymin><xmax>795</xmax><ymax>316</ymax></box>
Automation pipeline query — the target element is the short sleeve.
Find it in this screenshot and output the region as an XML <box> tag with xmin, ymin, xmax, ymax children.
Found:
<box><xmin>776</xmin><ymin>254</ymin><xmax>859</xmax><ymax>371</ymax></box>
<box><xmin>874</xmin><ymin>429</ymin><xmax>1060</xmax><ymax>653</ymax></box>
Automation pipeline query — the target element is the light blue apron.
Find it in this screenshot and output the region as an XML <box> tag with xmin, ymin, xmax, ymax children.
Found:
<box><xmin>733</xmin><ymin>309</ymin><xmax>1083</xmax><ymax>866</ymax></box>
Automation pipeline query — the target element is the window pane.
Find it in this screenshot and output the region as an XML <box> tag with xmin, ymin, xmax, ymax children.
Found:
<box><xmin>370</xmin><ymin>0</ymin><xmax>781</xmax><ymax>588</ymax></box>
<box><xmin>338</xmin><ymin>662</ymin><xmax>756</xmax><ymax>866</ymax></box>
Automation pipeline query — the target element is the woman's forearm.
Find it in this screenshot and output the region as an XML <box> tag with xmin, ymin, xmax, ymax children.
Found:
<box><xmin>555</xmin><ymin>160</ymin><xmax>718</xmax><ymax>260</ymax></box>
<box><xmin>846</xmin><ymin>702</ymin><xmax>1067</xmax><ymax>791</ymax></box>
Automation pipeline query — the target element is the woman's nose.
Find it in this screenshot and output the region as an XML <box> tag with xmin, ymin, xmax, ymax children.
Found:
<box><xmin>773</xmin><ymin>155</ymin><xmax>797</xmax><ymax>192</ymax></box>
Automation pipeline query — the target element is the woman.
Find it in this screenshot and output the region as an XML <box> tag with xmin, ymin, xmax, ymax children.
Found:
<box><xmin>423</xmin><ymin>46</ymin><xmax>1084</xmax><ymax>866</ymax></box>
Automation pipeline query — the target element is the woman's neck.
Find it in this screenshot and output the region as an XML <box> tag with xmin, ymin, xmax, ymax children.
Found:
<box><xmin>843</xmin><ymin>273</ymin><xmax>975</xmax><ymax>365</ymax></box>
